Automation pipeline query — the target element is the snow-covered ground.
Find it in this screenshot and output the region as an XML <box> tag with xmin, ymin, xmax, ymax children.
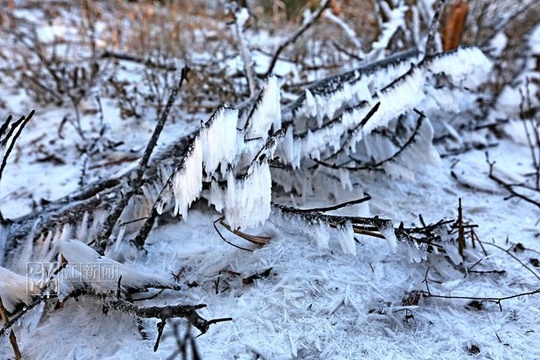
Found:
<box><xmin>5</xmin><ymin>140</ymin><xmax>540</xmax><ymax>359</ymax></box>
<box><xmin>1</xmin><ymin>1</ymin><xmax>540</xmax><ymax>359</ymax></box>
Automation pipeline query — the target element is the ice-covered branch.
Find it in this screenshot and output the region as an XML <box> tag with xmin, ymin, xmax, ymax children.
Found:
<box><xmin>231</xmin><ymin>6</ymin><xmax>258</xmax><ymax>96</ymax></box>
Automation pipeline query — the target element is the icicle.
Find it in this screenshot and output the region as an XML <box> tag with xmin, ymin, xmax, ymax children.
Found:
<box><xmin>338</xmin><ymin>168</ymin><xmax>353</xmax><ymax>191</ymax></box>
<box><xmin>208</xmin><ymin>180</ymin><xmax>226</xmax><ymax>212</ymax></box>
<box><xmin>0</xmin><ymin>266</ymin><xmax>38</xmax><ymax>313</ymax></box>
<box><xmin>425</xmin><ymin>86</ymin><xmax>461</xmax><ymax>112</ymax></box>
<box><xmin>246</xmin><ymin>76</ymin><xmax>281</xmax><ymax>140</ymax></box>
<box><xmin>313</xmin><ymin>224</ymin><xmax>331</xmax><ymax>249</ymax></box>
<box><xmin>172</xmin><ymin>137</ymin><xmax>203</xmax><ymax>218</ymax></box>
<box><xmin>378</xmin><ymin>222</ymin><xmax>397</xmax><ymax>252</ymax></box>
<box><xmin>224</xmin><ymin>160</ymin><xmax>272</xmax><ymax>230</ymax></box>
<box><xmin>305</xmin><ymin>89</ymin><xmax>317</xmax><ymax>118</ymax></box>
<box><xmin>365</xmin><ymin>68</ymin><xmax>425</xmax><ymax>134</ymax></box>
<box><xmin>337</xmin><ymin>222</ymin><xmax>356</xmax><ymax>255</ymax></box>
<box><xmin>88</xmin><ymin>210</ymin><xmax>108</xmax><ymax>241</ymax></box>
<box><xmin>0</xmin><ymin>225</ymin><xmax>6</xmax><ymax>265</ymax></box>
<box><xmin>58</xmin><ymin>239</ymin><xmax>179</xmax><ymax>293</ymax></box>
<box><xmin>276</xmin><ymin>126</ymin><xmax>295</xmax><ymax>166</ymax></box>
<box><xmin>351</xmin><ymin>75</ymin><xmax>372</xmax><ymax>104</ymax></box>
<box><xmin>427</xmin><ymin>47</ymin><xmax>492</xmax><ymax>88</ymax></box>
<box><xmin>76</xmin><ymin>211</ymin><xmax>89</xmax><ymax>242</ymax></box>
<box><xmin>202</xmin><ymin>106</ymin><xmax>239</xmax><ymax>173</ymax></box>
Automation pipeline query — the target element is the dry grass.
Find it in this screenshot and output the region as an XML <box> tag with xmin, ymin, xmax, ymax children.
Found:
<box><xmin>0</xmin><ymin>0</ymin><xmax>538</xmax><ymax>114</ymax></box>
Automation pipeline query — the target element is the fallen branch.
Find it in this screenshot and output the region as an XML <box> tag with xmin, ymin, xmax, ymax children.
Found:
<box><xmin>105</xmin><ymin>297</ymin><xmax>232</xmax><ymax>338</ymax></box>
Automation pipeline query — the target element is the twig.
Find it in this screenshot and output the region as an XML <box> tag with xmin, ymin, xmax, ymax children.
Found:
<box><xmin>101</xmin><ymin>50</ymin><xmax>177</xmax><ymax>71</ymax></box>
<box><xmin>96</xmin><ymin>67</ymin><xmax>190</xmax><ymax>252</ymax></box>
<box><xmin>317</xmin><ymin>101</ymin><xmax>381</xmax><ymax>162</ymax></box>
<box><xmin>479</xmin><ymin>240</ymin><xmax>540</xmax><ymax>282</ymax></box>
<box><xmin>106</xmin><ymin>298</ymin><xmax>231</xmax><ymax>336</ymax></box>
<box><xmin>519</xmin><ymin>78</ymin><xmax>540</xmax><ymax>189</ymax></box>
<box><xmin>213</xmin><ymin>216</ymin><xmax>254</xmax><ymax>252</ymax></box>
<box><xmin>0</xmin><ymin>298</ymin><xmax>21</xmax><ymax>360</ymax></box>
<box><xmin>457</xmin><ymin>198</ymin><xmax>465</xmax><ymax>257</ymax></box>
<box><xmin>486</xmin><ymin>152</ymin><xmax>540</xmax><ymax>209</ymax></box>
<box><xmin>422</xmin><ymin>267</ymin><xmax>540</xmax><ymax>311</ymax></box>
<box><xmin>218</xmin><ymin>218</ymin><xmax>271</xmax><ymax>246</ymax></box>
<box><xmin>0</xmin><ymin>110</ymin><xmax>34</xmax><ymax>184</ymax></box>
<box><xmin>287</xmin><ymin>195</ymin><xmax>372</xmax><ymax>213</ymax></box>
<box><xmin>316</xmin><ymin>110</ymin><xmax>425</xmax><ymax>170</ymax></box>
<box><xmin>164</xmin><ymin>322</ymin><xmax>202</xmax><ymax>360</ymax></box>
<box><xmin>481</xmin><ymin>0</ymin><xmax>540</xmax><ymax>46</ymax></box>
<box><xmin>0</xmin><ymin>262</ymin><xmax>66</xmax><ymax>337</ymax></box>
<box><xmin>423</xmin><ymin>0</ymin><xmax>447</xmax><ymax>57</ymax></box>
<box><xmin>264</xmin><ymin>0</ymin><xmax>331</xmax><ymax>76</ymax></box>
<box><xmin>232</xmin><ymin>5</ymin><xmax>258</xmax><ymax>96</ymax></box>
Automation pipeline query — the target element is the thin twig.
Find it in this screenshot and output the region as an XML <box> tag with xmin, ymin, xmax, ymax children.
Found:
<box><xmin>0</xmin><ymin>298</ymin><xmax>21</xmax><ymax>360</ymax></box>
<box><xmin>479</xmin><ymin>240</ymin><xmax>540</xmax><ymax>282</ymax></box>
<box><xmin>219</xmin><ymin>218</ymin><xmax>271</xmax><ymax>245</ymax></box>
<box><xmin>105</xmin><ymin>298</ymin><xmax>231</xmax><ymax>335</ymax></box>
<box><xmin>265</xmin><ymin>0</ymin><xmax>331</xmax><ymax>76</ymax></box>
<box><xmin>316</xmin><ymin>110</ymin><xmax>425</xmax><ymax>170</ymax></box>
<box><xmin>96</xmin><ymin>67</ymin><xmax>190</xmax><ymax>252</ymax></box>
<box><xmin>213</xmin><ymin>217</ymin><xmax>253</xmax><ymax>252</ymax></box>
<box><xmin>289</xmin><ymin>195</ymin><xmax>372</xmax><ymax>213</ymax></box>
<box><xmin>486</xmin><ymin>152</ymin><xmax>540</xmax><ymax>209</ymax></box>
<box><xmin>101</xmin><ymin>50</ymin><xmax>177</xmax><ymax>71</ymax></box>
<box><xmin>232</xmin><ymin>5</ymin><xmax>258</xmax><ymax>96</ymax></box>
<box><xmin>422</xmin><ymin>267</ymin><xmax>540</xmax><ymax>311</ymax></box>
<box><xmin>0</xmin><ymin>110</ymin><xmax>34</xmax><ymax>184</ymax></box>
<box><xmin>457</xmin><ymin>198</ymin><xmax>465</xmax><ymax>257</ymax></box>
<box><xmin>423</xmin><ymin>0</ymin><xmax>447</xmax><ymax>57</ymax></box>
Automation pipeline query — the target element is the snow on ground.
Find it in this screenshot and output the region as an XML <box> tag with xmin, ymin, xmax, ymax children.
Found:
<box><xmin>3</xmin><ymin>138</ymin><xmax>539</xmax><ymax>359</ymax></box>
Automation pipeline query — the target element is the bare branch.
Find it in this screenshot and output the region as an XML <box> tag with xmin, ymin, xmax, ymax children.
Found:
<box><xmin>424</xmin><ymin>0</ymin><xmax>447</xmax><ymax>57</ymax></box>
<box><xmin>264</xmin><ymin>0</ymin><xmax>332</xmax><ymax>77</ymax></box>
<box><xmin>96</xmin><ymin>67</ymin><xmax>190</xmax><ymax>252</ymax></box>
<box><xmin>231</xmin><ymin>5</ymin><xmax>258</xmax><ymax>96</ymax></box>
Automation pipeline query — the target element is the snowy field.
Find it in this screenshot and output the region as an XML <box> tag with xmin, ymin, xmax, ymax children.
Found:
<box><xmin>1</xmin><ymin>1</ymin><xmax>540</xmax><ymax>359</ymax></box>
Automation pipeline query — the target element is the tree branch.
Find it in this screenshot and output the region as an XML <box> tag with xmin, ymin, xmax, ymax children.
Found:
<box><xmin>264</xmin><ymin>0</ymin><xmax>331</xmax><ymax>77</ymax></box>
<box><xmin>95</xmin><ymin>67</ymin><xmax>190</xmax><ymax>252</ymax></box>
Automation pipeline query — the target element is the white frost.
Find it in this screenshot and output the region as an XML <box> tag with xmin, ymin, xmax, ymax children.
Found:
<box><xmin>0</xmin><ymin>266</ymin><xmax>39</xmax><ymax>313</ymax></box>
<box><xmin>172</xmin><ymin>137</ymin><xmax>203</xmax><ymax>218</ymax></box>
<box><xmin>202</xmin><ymin>106</ymin><xmax>238</xmax><ymax>174</ymax></box>
<box><xmin>365</xmin><ymin>68</ymin><xmax>426</xmax><ymax>134</ymax></box>
<box><xmin>246</xmin><ymin>76</ymin><xmax>281</xmax><ymax>140</ymax></box>
<box><xmin>224</xmin><ymin>160</ymin><xmax>272</xmax><ymax>230</ymax></box>
<box><xmin>427</xmin><ymin>47</ymin><xmax>493</xmax><ymax>88</ymax></box>
<box><xmin>337</xmin><ymin>222</ymin><xmax>356</xmax><ymax>255</ymax></box>
<box><xmin>58</xmin><ymin>239</ymin><xmax>179</xmax><ymax>292</ymax></box>
<box><xmin>378</xmin><ymin>222</ymin><xmax>397</xmax><ymax>252</ymax></box>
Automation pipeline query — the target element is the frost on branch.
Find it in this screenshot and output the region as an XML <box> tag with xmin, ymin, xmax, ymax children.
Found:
<box><xmin>245</xmin><ymin>76</ymin><xmax>281</xmax><ymax>139</ymax></box>
<box><xmin>275</xmin><ymin>47</ymin><xmax>491</xmax><ymax>184</ymax></box>
<box><xmin>0</xmin><ymin>266</ymin><xmax>38</xmax><ymax>314</ymax></box>
<box><xmin>224</xmin><ymin>159</ymin><xmax>272</xmax><ymax>230</ymax></box>
<box><xmin>58</xmin><ymin>239</ymin><xmax>180</xmax><ymax>293</ymax></box>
